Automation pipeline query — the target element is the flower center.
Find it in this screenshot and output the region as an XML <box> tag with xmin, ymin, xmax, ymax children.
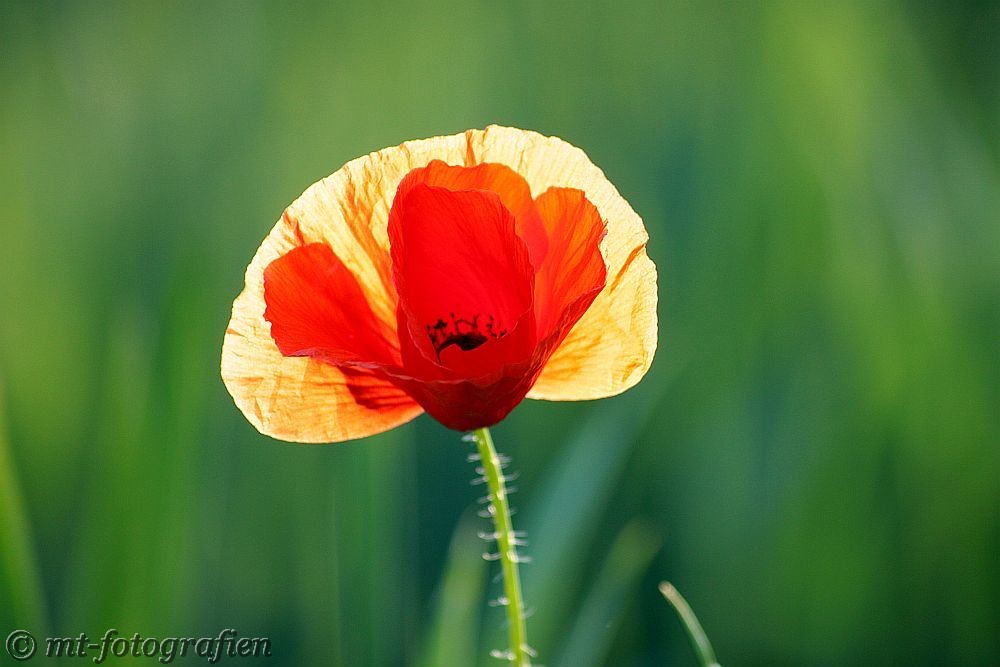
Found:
<box><xmin>426</xmin><ymin>313</ymin><xmax>507</xmax><ymax>355</ymax></box>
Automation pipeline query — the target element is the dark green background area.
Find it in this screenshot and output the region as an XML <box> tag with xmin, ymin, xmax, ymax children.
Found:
<box><xmin>1</xmin><ymin>2</ymin><xmax>997</xmax><ymax>665</ymax></box>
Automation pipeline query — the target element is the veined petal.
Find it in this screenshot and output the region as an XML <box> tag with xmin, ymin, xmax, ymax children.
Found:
<box><xmin>264</xmin><ymin>243</ymin><xmax>399</xmax><ymax>367</ymax></box>
<box><xmin>222</xmin><ymin>184</ymin><xmax>421</xmax><ymax>442</ymax></box>
<box><xmin>222</xmin><ymin>304</ymin><xmax>421</xmax><ymax>443</ymax></box>
<box><xmin>531</xmin><ymin>188</ymin><xmax>607</xmax><ymax>339</ymax></box>
<box><xmin>396</xmin><ymin>160</ymin><xmax>548</xmax><ymax>268</ymax></box>
<box><xmin>528</xmin><ymin>244</ymin><xmax>656</xmax><ymax>401</ymax></box>
<box><xmin>527</xmin><ymin>242</ymin><xmax>656</xmax><ymax>400</ymax></box>
<box><xmin>388</xmin><ymin>183</ymin><xmax>536</xmax><ymax>378</ymax></box>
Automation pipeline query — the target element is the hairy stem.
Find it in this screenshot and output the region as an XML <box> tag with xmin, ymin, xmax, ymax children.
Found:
<box><xmin>472</xmin><ymin>427</ymin><xmax>531</xmax><ymax>666</ymax></box>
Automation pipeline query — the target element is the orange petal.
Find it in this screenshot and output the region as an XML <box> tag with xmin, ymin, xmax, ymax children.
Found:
<box><xmin>264</xmin><ymin>243</ymin><xmax>400</xmax><ymax>367</ymax></box>
<box><xmin>532</xmin><ymin>188</ymin><xmax>607</xmax><ymax>338</ymax></box>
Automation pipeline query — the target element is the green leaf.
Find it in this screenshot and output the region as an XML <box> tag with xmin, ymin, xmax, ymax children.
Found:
<box><xmin>519</xmin><ymin>384</ymin><xmax>665</xmax><ymax>659</ymax></box>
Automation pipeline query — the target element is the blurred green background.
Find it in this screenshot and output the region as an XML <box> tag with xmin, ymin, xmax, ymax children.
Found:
<box><xmin>1</xmin><ymin>1</ymin><xmax>997</xmax><ymax>665</ymax></box>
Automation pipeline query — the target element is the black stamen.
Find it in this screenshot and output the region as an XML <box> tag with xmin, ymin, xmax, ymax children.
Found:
<box><xmin>427</xmin><ymin>313</ymin><xmax>505</xmax><ymax>356</ymax></box>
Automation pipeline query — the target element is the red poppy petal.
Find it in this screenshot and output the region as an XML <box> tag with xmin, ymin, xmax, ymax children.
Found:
<box><xmin>384</xmin><ymin>360</ymin><xmax>540</xmax><ymax>431</ymax></box>
<box><xmin>388</xmin><ymin>183</ymin><xmax>536</xmax><ymax>376</ymax></box>
<box><xmin>532</xmin><ymin>187</ymin><xmax>607</xmax><ymax>339</ymax></box>
<box><xmin>339</xmin><ymin>366</ymin><xmax>419</xmax><ymax>411</ymax></box>
<box><xmin>264</xmin><ymin>243</ymin><xmax>398</xmax><ymax>367</ymax></box>
<box><xmin>395</xmin><ymin>160</ymin><xmax>548</xmax><ymax>268</ymax></box>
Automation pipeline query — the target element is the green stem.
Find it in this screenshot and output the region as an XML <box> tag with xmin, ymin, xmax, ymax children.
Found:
<box><xmin>659</xmin><ymin>582</ymin><xmax>720</xmax><ymax>667</ymax></box>
<box><xmin>472</xmin><ymin>427</ymin><xmax>531</xmax><ymax>666</ymax></box>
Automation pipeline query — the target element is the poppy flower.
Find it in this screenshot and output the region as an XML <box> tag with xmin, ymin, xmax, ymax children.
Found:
<box><xmin>222</xmin><ymin>126</ymin><xmax>656</xmax><ymax>442</ymax></box>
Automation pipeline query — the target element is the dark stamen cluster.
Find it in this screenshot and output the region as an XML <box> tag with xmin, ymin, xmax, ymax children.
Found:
<box><xmin>427</xmin><ymin>313</ymin><xmax>507</xmax><ymax>355</ymax></box>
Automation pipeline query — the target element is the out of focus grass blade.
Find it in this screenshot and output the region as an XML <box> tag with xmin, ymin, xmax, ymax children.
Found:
<box><xmin>63</xmin><ymin>308</ymin><xmax>153</xmax><ymax>627</ymax></box>
<box><xmin>660</xmin><ymin>581</ymin><xmax>721</xmax><ymax>667</ymax></box>
<box><xmin>555</xmin><ymin>520</ymin><xmax>661</xmax><ymax>667</ymax></box>
<box><xmin>0</xmin><ymin>378</ymin><xmax>48</xmax><ymax>634</ymax></box>
<box><xmin>418</xmin><ymin>510</ymin><xmax>488</xmax><ymax>667</ymax></box>
<box><xmin>519</xmin><ymin>384</ymin><xmax>665</xmax><ymax>659</ymax></box>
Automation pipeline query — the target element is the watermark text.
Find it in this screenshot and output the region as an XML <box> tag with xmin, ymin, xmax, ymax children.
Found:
<box><xmin>5</xmin><ymin>629</ymin><xmax>271</xmax><ymax>663</ymax></box>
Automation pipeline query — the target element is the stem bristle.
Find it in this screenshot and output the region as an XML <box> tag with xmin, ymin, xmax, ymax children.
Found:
<box><xmin>469</xmin><ymin>427</ymin><xmax>533</xmax><ymax>666</ymax></box>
